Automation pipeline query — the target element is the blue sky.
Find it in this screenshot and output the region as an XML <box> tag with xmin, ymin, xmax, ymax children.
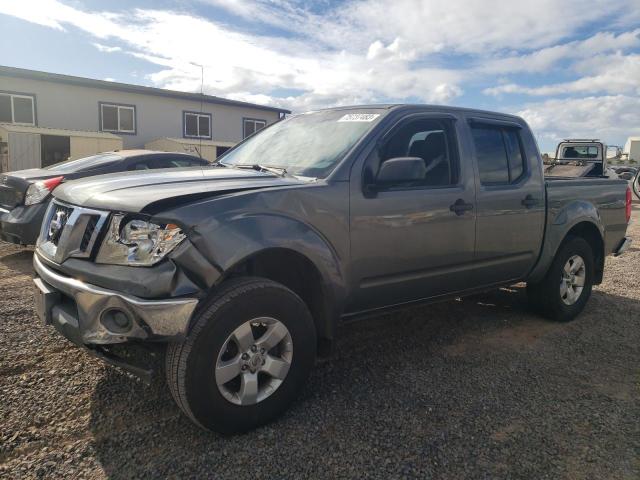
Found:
<box><xmin>1</xmin><ymin>0</ymin><xmax>639</xmax><ymax>152</ymax></box>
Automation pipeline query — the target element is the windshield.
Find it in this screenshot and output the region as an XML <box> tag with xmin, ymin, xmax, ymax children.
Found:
<box><xmin>46</xmin><ymin>153</ymin><xmax>122</xmax><ymax>173</ymax></box>
<box><xmin>219</xmin><ymin>109</ymin><xmax>385</xmax><ymax>178</ymax></box>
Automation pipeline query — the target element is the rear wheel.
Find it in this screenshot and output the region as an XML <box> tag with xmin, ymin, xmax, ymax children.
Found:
<box><xmin>633</xmin><ymin>170</ymin><xmax>640</xmax><ymax>200</ymax></box>
<box><xmin>166</xmin><ymin>277</ymin><xmax>317</xmax><ymax>433</ymax></box>
<box><xmin>527</xmin><ymin>236</ymin><xmax>594</xmax><ymax>322</ymax></box>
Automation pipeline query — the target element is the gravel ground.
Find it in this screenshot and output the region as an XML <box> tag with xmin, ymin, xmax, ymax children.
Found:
<box><xmin>1</xmin><ymin>205</ymin><xmax>639</xmax><ymax>480</ymax></box>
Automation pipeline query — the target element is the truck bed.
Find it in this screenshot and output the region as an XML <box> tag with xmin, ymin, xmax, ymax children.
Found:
<box><xmin>544</xmin><ymin>176</ymin><xmax>629</xmax><ymax>257</ymax></box>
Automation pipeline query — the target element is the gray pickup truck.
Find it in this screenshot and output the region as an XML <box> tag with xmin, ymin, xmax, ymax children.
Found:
<box><xmin>32</xmin><ymin>105</ymin><xmax>632</xmax><ymax>433</ymax></box>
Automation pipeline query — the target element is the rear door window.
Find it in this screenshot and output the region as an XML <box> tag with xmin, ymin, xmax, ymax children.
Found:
<box><xmin>471</xmin><ymin>125</ymin><xmax>526</xmax><ymax>185</ymax></box>
<box><xmin>503</xmin><ymin>130</ymin><xmax>524</xmax><ymax>181</ymax></box>
<box><xmin>471</xmin><ymin>127</ymin><xmax>509</xmax><ymax>184</ymax></box>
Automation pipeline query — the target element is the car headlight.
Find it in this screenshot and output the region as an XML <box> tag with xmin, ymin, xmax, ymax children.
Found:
<box><xmin>95</xmin><ymin>214</ymin><xmax>186</xmax><ymax>266</ymax></box>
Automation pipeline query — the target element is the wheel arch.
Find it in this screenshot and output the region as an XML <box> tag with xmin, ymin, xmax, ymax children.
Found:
<box><xmin>528</xmin><ymin>216</ymin><xmax>605</xmax><ymax>284</ymax></box>
<box><xmin>563</xmin><ymin>222</ymin><xmax>605</xmax><ymax>283</ymax></box>
<box><xmin>207</xmin><ymin>247</ymin><xmax>342</xmax><ymax>357</ymax></box>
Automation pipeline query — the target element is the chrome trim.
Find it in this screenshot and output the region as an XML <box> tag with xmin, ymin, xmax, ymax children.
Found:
<box><xmin>37</xmin><ymin>199</ymin><xmax>110</xmax><ymax>264</ymax></box>
<box><xmin>34</xmin><ymin>253</ymin><xmax>199</xmax><ymax>344</ymax></box>
<box><xmin>0</xmin><ymin>206</ymin><xmax>10</xmax><ymax>214</ymax></box>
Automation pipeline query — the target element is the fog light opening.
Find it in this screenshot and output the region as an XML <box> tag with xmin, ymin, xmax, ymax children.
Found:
<box><xmin>101</xmin><ymin>309</ymin><xmax>133</xmax><ymax>334</ymax></box>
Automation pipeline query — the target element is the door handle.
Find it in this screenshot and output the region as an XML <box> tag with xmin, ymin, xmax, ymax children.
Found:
<box><xmin>449</xmin><ymin>199</ymin><xmax>474</xmax><ymax>216</ymax></box>
<box><xmin>521</xmin><ymin>194</ymin><xmax>538</xmax><ymax>208</ymax></box>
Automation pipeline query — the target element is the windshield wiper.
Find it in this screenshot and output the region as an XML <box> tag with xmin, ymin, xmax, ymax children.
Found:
<box><xmin>234</xmin><ymin>164</ymin><xmax>288</xmax><ymax>177</ymax></box>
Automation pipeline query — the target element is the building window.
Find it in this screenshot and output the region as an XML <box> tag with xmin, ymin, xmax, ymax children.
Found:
<box><xmin>100</xmin><ymin>103</ymin><xmax>136</xmax><ymax>134</ymax></box>
<box><xmin>0</xmin><ymin>92</ymin><xmax>36</xmax><ymax>125</ymax></box>
<box><xmin>243</xmin><ymin>118</ymin><xmax>266</xmax><ymax>139</ymax></box>
<box><xmin>184</xmin><ymin>112</ymin><xmax>212</xmax><ymax>139</ymax></box>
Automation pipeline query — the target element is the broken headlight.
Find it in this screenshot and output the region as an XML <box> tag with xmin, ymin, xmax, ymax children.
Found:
<box><xmin>96</xmin><ymin>214</ymin><xmax>186</xmax><ymax>266</ymax></box>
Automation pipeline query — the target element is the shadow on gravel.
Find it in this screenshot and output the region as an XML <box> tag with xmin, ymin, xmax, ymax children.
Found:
<box><xmin>0</xmin><ymin>249</ymin><xmax>34</xmax><ymax>276</ymax></box>
<box><xmin>88</xmin><ymin>285</ymin><xmax>640</xmax><ymax>479</ymax></box>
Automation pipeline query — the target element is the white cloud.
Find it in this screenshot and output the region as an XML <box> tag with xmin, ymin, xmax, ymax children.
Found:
<box><xmin>431</xmin><ymin>84</ymin><xmax>464</xmax><ymax>104</ymax></box>
<box><xmin>484</xmin><ymin>53</ymin><xmax>640</xmax><ymax>97</ymax></box>
<box><xmin>0</xmin><ymin>0</ymin><xmax>465</xmax><ymax>110</ymax></box>
<box><xmin>366</xmin><ymin>38</ymin><xmax>417</xmax><ymax>62</ymax></box>
<box><xmin>518</xmin><ymin>95</ymin><xmax>640</xmax><ymax>147</ymax></box>
<box><xmin>93</xmin><ymin>43</ymin><xmax>122</xmax><ymax>53</ymax></box>
<box><xmin>0</xmin><ymin>0</ymin><xmax>66</xmax><ymax>29</ymax></box>
<box><xmin>207</xmin><ymin>0</ymin><xmax>637</xmax><ymax>56</ymax></box>
<box><xmin>0</xmin><ymin>0</ymin><xmax>639</xmax><ymax>154</ymax></box>
<box><xmin>481</xmin><ymin>29</ymin><xmax>640</xmax><ymax>74</ymax></box>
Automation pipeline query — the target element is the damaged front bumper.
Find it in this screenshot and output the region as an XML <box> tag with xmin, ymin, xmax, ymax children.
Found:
<box><xmin>33</xmin><ymin>253</ymin><xmax>199</xmax><ymax>346</ymax></box>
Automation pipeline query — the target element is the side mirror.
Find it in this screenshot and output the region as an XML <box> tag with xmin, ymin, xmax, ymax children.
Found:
<box><xmin>376</xmin><ymin>157</ymin><xmax>426</xmax><ymax>184</ymax></box>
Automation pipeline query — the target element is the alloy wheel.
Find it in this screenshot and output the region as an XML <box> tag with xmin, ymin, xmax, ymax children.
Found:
<box><xmin>560</xmin><ymin>255</ymin><xmax>586</xmax><ymax>306</ymax></box>
<box><xmin>215</xmin><ymin>317</ymin><xmax>293</xmax><ymax>405</ymax></box>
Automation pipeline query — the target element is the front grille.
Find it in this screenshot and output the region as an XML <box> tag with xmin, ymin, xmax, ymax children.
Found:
<box><xmin>80</xmin><ymin>215</ymin><xmax>100</xmax><ymax>251</ymax></box>
<box><xmin>37</xmin><ymin>200</ymin><xmax>109</xmax><ymax>264</ymax></box>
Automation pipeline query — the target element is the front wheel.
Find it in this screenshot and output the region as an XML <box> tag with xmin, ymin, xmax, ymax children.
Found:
<box><xmin>527</xmin><ymin>236</ymin><xmax>594</xmax><ymax>322</ymax></box>
<box><xmin>166</xmin><ymin>277</ymin><xmax>317</xmax><ymax>433</ymax></box>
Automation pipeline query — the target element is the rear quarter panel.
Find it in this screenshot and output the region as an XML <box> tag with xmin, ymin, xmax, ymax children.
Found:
<box><xmin>527</xmin><ymin>177</ymin><xmax>628</xmax><ymax>283</ymax></box>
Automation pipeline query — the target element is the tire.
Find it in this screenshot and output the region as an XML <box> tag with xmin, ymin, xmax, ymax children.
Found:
<box><xmin>527</xmin><ymin>236</ymin><xmax>594</xmax><ymax>322</ymax></box>
<box><xmin>166</xmin><ymin>277</ymin><xmax>317</xmax><ymax>434</ymax></box>
<box><xmin>633</xmin><ymin>171</ymin><xmax>640</xmax><ymax>201</ymax></box>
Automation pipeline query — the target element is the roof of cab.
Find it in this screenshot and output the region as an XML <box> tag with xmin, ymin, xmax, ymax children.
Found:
<box><xmin>304</xmin><ymin>104</ymin><xmax>524</xmax><ymax>122</ymax></box>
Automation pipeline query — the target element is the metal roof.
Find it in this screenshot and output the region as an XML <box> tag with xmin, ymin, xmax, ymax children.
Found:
<box><xmin>0</xmin><ymin>123</ymin><xmax>121</xmax><ymax>139</ymax></box>
<box><xmin>0</xmin><ymin>65</ymin><xmax>291</xmax><ymax>114</ymax></box>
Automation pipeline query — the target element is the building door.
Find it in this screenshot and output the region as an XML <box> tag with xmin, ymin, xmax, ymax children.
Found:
<box><xmin>8</xmin><ymin>132</ymin><xmax>40</xmax><ymax>171</ymax></box>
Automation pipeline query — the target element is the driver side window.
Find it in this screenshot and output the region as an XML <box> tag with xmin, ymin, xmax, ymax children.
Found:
<box><xmin>375</xmin><ymin>118</ymin><xmax>458</xmax><ymax>188</ymax></box>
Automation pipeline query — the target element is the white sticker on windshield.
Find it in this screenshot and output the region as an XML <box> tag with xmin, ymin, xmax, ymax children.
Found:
<box><xmin>337</xmin><ymin>113</ymin><xmax>380</xmax><ymax>122</ymax></box>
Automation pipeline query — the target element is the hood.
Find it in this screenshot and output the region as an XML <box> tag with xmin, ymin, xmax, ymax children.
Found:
<box><xmin>52</xmin><ymin>167</ymin><xmax>303</xmax><ymax>213</ymax></box>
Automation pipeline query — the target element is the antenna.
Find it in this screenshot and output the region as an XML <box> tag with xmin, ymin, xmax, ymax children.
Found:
<box><xmin>190</xmin><ymin>62</ymin><xmax>205</xmax><ymax>160</ymax></box>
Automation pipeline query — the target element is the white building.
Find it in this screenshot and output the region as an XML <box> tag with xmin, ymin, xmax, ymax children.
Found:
<box><xmin>0</xmin><ymin>65</ymin><xmax>289</xmax><ymax>170</ymax></box>
<box><xmin>624</xmin><ymin>137</ymin><xmax>640</xmax><ymax>162</ymax></box>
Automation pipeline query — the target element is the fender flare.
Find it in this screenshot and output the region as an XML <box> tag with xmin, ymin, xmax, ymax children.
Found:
<box><xmin>527</xmin><ymin>200</ymin><xmax>604</xmax><ymax>283</ymax></box>
<box><xmin>188</xmin><ymin>212</ymin><xmax>348</xmax><ymax>335</ymax></box>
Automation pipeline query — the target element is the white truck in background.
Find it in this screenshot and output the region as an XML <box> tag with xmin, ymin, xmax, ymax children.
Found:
<box><xmin>545</xmin><ymin>139</ymin><xmax>614</xmax><ymax>178</ymax></box>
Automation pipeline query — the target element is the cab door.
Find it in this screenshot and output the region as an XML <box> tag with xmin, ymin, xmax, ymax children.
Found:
<box><xmin>347</xmin><ymin>114</ymin><xmax>477</xmax><ymax>313</ymax></box>
<box><xmin>465</xmin><ymin>117</ymin><xmax>545</xmax><ymax>285</ymax></box>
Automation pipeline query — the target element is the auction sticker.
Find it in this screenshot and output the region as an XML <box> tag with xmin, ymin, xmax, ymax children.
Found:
<box><xmin>338</xmin><ymin>113</ymin><xmax>380</xmax><ymax>122</ymax></box>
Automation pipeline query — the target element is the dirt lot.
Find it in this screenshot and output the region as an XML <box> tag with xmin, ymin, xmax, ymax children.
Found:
<box><xmin>1</xmin><ymin>205</ymin><xmax>639</xmax><ymax>480</ymax></box>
